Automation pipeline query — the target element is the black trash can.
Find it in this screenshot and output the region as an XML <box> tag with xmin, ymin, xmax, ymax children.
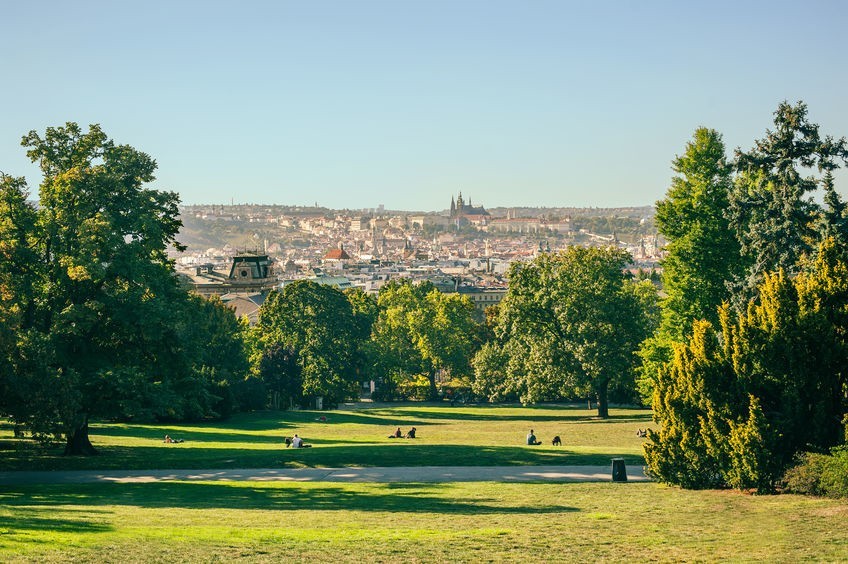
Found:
<box><xmin>611</xmin><ymin>458</ymin><xmax>628</xmax><ymax>482</ymax></box>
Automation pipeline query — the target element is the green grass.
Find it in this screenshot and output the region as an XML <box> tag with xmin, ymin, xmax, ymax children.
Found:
<box><xmin>1</xmin><ymin>480</ymin><xmax>846</xmax><ymax>562</ymax></box>
<box><xmin>0</xmin><ymin>404</ymin><xmax>651</xmax><ymax>471</ymax></box>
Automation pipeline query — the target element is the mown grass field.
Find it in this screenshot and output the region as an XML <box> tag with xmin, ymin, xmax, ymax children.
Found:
<box><xmin>0</xmin><ymin>404</ymin><xmax>650</xmax><ymax>471</ymax></box>
<box><xmin>1</xmin><ymin>481</ymin><xmax>846</xmax><ymax>562</ymax></box>
<box><xmin>2</xmin><ymin>404</ymin><xmax>847</xmax><ymax>562</ymax></box>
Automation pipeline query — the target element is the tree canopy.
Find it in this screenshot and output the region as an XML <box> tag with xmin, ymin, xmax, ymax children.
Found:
<box><xmin>475</xmin><ymin>246</ymin><xmax>658</xmax><ymax>417</ymax></box>
<box><xmin>0</xmin><ymin>123</ymin><xmax>248</xmax><ymax>454</ymax></box>
<box><xmin>372</xmin><ymin>279</ymin><xmax>479</xmax><ymax>399</ymax></box>
<box><xmin>252</xmin><ymin>280</ymin><xmax>366</xmax><ymax>406</ymax></box>
<box><xmin>728</xmin><ymin>101</ymin><xmax>848</xmax><ymax>302</ymax></box>
<box><xmin>646</xmin><ymin>240</ymin><xmax>848</xmax><ymax>492</ymax></box>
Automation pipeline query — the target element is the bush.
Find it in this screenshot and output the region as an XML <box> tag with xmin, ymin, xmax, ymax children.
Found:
<box><xmin>820</xmin><ymin>446</ymin><xmax>848</xmax><ymax>498</ymax></box>
<box><xmin>781</xmin><ymin>452</ymin><xmax>828</xmax><ymax>496</ymax></box>
<box><xmin>781</xmin><ymin>447</ymin><xmax>848</xmax><ymax>498</ymax></box>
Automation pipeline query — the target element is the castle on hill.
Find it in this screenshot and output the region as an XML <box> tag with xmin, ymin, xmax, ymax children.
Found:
<box><xmin>450</xmin><ymin>192</ymin><xmax>490</xmax><ymax>226</ymax></box>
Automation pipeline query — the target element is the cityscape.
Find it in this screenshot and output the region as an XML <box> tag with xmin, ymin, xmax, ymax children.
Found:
<box><xmin>175</xmin><ymin>196</ymin><xmax>661</xmax><ymax>321</ymax></box>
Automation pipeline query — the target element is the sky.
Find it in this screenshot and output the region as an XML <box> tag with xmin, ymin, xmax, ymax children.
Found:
<box><xmin>2</xmin><ymin>1</ymin><xmax>848</xmax><ymax>212</ymax></box>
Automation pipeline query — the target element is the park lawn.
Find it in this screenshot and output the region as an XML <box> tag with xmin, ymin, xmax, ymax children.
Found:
<box><xmin>0</xmin><ymin>480</ymin><xmax>846</xmax><ymax>562</ymax></box>
<box><xmin>0</xmin><ymin>405</ymin><xmax>650</xmax><ymax>471</ymax></box>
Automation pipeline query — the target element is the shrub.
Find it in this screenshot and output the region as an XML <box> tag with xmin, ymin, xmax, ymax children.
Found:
<box><xmin>780</xmin><ymin>452</ymin><xmax>828</xmax><ymax>496</ymax></box>
<box><xmin>781</xmin><ymin>447</ymin><xmax>848</xmax><ymax>498</ymax></box>
<box><xmin>820</xmin><ymin>446</ymin><xmax>848</xmax><ymax>499</ymax></box>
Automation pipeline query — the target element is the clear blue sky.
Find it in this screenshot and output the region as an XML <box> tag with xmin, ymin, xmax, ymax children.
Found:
<box><xmin>2</xmin><ymin>1</ymin><xmax>847</xmax><ymax>211</ymax></box>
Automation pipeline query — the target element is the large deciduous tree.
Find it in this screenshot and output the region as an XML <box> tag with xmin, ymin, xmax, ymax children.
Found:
<box><xmin>0</xmin><ymin>123</ymin><xmax>189</xmax><ymax>454</ymax></box>
<box><xmin>475</xmin><ymin>247</ymin><xmax>658</xmax><ymax>417</ymax></box>
<box><xmin>253</xmin><ymin>280</ymin><xmax>364</xmax><ymax>406</ymax></box>
<box><xmin>372</xmin><ymin>280</ymin><xmax>479</xmax><ymax>400</ymax></box>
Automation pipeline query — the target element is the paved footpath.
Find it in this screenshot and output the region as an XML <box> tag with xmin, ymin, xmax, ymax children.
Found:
<box><xmin>0</xmin><ymin>465</ymin><xmax>648</xmax><ymax>485</ymax></box>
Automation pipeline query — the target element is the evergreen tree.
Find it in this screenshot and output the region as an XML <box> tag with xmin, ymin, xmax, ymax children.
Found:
<box><xmin>638</xmin><ymin>127</ymin><xmax>740</xmax><ymax>402</ymax></box>
<box><xmin>728</xmin><ymin>101</ymin><xmax>848</xmax><ymax>304</ymax></box>
<box><xmin>646</xmin><ymin>241</ymin><xmax>848</xmax><ymax>492</ymax></box>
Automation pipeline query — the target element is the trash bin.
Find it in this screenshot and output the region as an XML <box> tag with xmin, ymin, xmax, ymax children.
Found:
<box><xmin>611</xmin><ymin>458</ymin><xmax>628</xmax><ymax>482</ymax></box>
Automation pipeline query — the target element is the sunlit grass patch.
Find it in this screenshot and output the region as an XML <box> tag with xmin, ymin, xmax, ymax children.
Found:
<box><xmin>0</xmin><ymin>405</ymin><xmax>651</xmax><ymax>471</ymax></box>
<box><xmin>0</xmin><ymin>481</ymin><xmax>846</xmax><ymax>562</ymax></box>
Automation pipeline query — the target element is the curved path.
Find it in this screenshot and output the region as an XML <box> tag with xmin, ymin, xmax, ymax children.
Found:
<box><xmin>0</xmin><ymin>465</ymin><xmax>648</xmax><ymax>485</ymax></box>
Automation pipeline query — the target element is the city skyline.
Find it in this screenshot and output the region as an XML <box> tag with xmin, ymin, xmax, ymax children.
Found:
<box><xmin>3</xmin><ymin>1</ymin><xmax>847</xmax><ymax>210</ymax></box>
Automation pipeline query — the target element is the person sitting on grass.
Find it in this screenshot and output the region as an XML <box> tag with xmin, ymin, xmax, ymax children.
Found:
<box><xmin>526</xmin><ymin>429</ymin><xmax>542</xmax><ymax>445</ymax></box>
<box><xmin>406</xmin><ymin>427</ymin><xmax>417</xmax><ymax>439</ymax></box>
<box><xmin>388</xmin><ymin>427</ymin><xmax>403</xmax><ymax>439</ymax></box>
<box><xmin>289</xmin><ymin>434</ymin><xmax>313</xmax><ymax>448</ymax></box>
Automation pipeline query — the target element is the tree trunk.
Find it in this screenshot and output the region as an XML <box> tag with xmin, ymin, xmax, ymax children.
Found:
<box><xmin>64</xmin><ymin>416</ymin><xmax>97</xmax><ymax>456</ymax></box>
<box><xmin>596</xmin><ymin>385</ymin><xmax>609</xmax><ymax>419</ymax></box>
<box><xmin>427</xmin><ymin>370</ymin><xmax>438</xmax><ymax>401</ymax></box>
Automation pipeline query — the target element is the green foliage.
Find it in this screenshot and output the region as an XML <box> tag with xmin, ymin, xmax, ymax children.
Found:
<box><xmin>819</xmin><ymin>446</ymin><xmax>848</xmax><ymax>498</ymax></box>
<box><xmin>638</xmin><ymin>128</ymin><xmax>740</xmax><ymax>402</ymax></box>
<box><xmin>780</xmin><ymin>451</ymin><xmax>829</xmax><ymax>496</ymax></box>
<box><xmin>728</xmin><ymin>101</ymin><xmax>848</xmax><ymax>303</ymax></box>
<box><xmin>254</xmin><ymin>280</ymin><xmax>365</xmax><ymax>406</ymax></box>
<box><xmin>0</xmin><ymin>124</ymin><xmax>240</xmax><ymax>453</ymax></box>
<box><xmin>781</xmin><ymin>447</ymin><xmax>848</xmax><ymax>499</ymax></box>
<box><xmin>643</xmin><ymin>321</ymin><xmax>732</xmax><ymax>489</ymax></box>
<box><xmin>476</xmin><ymin>246</ymin><xmax>658</xmax><ymax>417</ymax></box>
<box><xmin>655</xmin><ymin>128</ymin><xmax>740</xmax><ymax>340</ymax></box>
<box><xmin>0</xmin><ymin>124</ymin><xmax>253</xmax><ymax>452</ymax></box>
<box><xmin>373</xmin><ymin>279</ymin><xmax>479</xmax><ymax>400</ymax></box>
<box><xmin>647</xmin><ymin>241</ymin><xmax>848</xmax><ymax>492</ymax></box>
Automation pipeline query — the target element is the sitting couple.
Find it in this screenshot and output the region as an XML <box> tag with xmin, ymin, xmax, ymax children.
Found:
<box><xmin>388</xmin><ymin>427</ymin><xmax>417</xmax><ymax>439</ymax></box>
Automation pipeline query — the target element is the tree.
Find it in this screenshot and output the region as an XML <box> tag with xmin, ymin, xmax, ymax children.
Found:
<box><xmin>728</xmin><ymin>101</ymin><xmax>848</xmax><ymax>303</ymax></box>
<box><xmin>0</xmin><ymin>123</ymin><xmax>188</xmax><ymax>454</ymax></box>
<box><xmin>253</xmin><ymin>280</ymin><xmax>364</xmax><ymax>406</ymax></box>
<box><xmin>655</xmin><ymin>127</ymin><xmax>740</xmax><ymax>340</ymax></box>
<box><xmin>170</xmin><ymin>294</ymin><xmax>250</xmax><ymax>419</ymax></box>
<box><xmin>476</xmin><ymin>247</ymin><xmax>658</xmax><ymax>417</ymax></box>
<box><xmin>373</xmin><ymin>280</ymin><xmax>479</xmax><ymax>400</ymax></box>
<box><xmin>638</xmin><ymin>128</ymin><xmax>741</xmax><ymax>402</ymax></box>
<box><xmin>257</xmin><ymin>343</ymin><xmax>302</xmax><ymax>410</ymax></box>
<box><xmin>646</xmin><ymin>241</ymin><xmax>848</xmax><ymax>492</ymax></box>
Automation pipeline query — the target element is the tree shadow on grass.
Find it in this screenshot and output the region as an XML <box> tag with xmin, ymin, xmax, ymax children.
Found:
<box><xmin>0</xmin><ymin>507</ymin><xmax>113</xmax><ymax>534</ymax></box>
<box><xmin>0</xmin><ymin>482</ymin><xmax>580</xmax><ymax>515</ymax></box>
<box><xmin>92</xmin><ymin>426</ymin><xmax>288</xmax><ymax>444</ymax></box>
<box><xmin>0</xmin><ymin>442</ymin><xmax>644</xmax><ymax>472</ymax></box>
<box><xmin>275</xmin><ymin>444</ymin><xmax>645</xmax><ymax>467</ymax></box>
<box><xmin>361</xmin><ymin>407</ymin><xmax>652</xmax><ymax>424</ymax></box>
